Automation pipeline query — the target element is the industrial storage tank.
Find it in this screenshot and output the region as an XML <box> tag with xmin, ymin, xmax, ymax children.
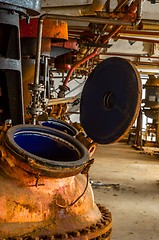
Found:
<box><xmin>0</xmin><ymin>124</ymin><xmax>112</xmax><ymax>239</ymax></box>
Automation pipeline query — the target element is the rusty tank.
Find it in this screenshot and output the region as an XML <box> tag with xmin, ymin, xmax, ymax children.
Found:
<box><xmin>0</xmin><ymin>56</ymin><xmax>142</xmax><ymax>239</ymax></box>
<box><xmin>0</xmin><ymin>124</ymin><xmax>112</xmax><ymax>239</ymax></box>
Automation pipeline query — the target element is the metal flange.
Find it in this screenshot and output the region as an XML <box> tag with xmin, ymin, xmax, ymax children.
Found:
<box><xmin>2</xmin><ymin>205</ymin><xmax>112</xmax><ymax>240</ymax></box>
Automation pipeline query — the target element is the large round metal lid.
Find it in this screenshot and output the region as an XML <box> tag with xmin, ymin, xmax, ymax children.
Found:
<box><xmin>80</xmin><ymin>57</ymin><xmax>142</xmax><ymax>144</ymax></box>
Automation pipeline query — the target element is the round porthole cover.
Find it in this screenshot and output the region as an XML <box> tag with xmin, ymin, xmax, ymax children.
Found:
<box><xmin>80</xmin><ymin>57</ymin><xmax>142</xmax><ymax>144</ymax></box>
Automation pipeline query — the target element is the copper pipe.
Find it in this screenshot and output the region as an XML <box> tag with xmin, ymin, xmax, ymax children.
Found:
<box><xmin>63</xmin><ymin>49</ymin><xmax>98</xmax><ymax>87</ymax></box>
<box><xmin>63</xmin><ymin>24</ymin><xmax>123</xmax><ymax>87</ymax></box>
<box><xmin>34</xmin><ymin>12</ymin><xmax>131</xmax><ymax>85</ymax></box>
<box><xmin>102</xmin><ymin>25</ymin><xmax>123</xmax><ymax>45</ymax></box>
<box><xmin>34</xmin><ymin>11</ymin><xmax>136</xmax><ymax>87</ymax></box>
<box><xmin>35</xmin><ymin>7</ymin><xmax>142</xmax><ymax>92</ymax></box>
<box><xmin>114</xmin><ymin>0</ymin><xmax>128</xmax><ymax>12</ymax></box>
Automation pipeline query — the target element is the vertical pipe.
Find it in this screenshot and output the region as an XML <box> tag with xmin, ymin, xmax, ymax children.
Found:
<box><xmin>157</xmin><ymin>113</ymin><xmax>159</xmax><ymax>146</ymax></box>
<box><xmin>43</xmin><ymin>56</ymin><xmax>48</xmax><ymax>99</ymax></box>
<box><xmin>136</xmin><ymin>108</ymin><xmax>143</xmax><ymax>150</ymax></box>
<box><xmin>34</xmin><ymin>18</ymin><xmax>44</xmax><ymax>85</ymax></box>
<box><xmin>137</xmin><ymin>0</ymin><xmax>142</xmax><ymax>20</ymax></box>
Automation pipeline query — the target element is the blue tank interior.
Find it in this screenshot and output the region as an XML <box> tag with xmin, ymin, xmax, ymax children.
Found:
<box><xmin>41</xmin><ymin>121</ymin><xmax>76</xmax><ymax>136</ymax></box>
<box><xmin>14</xmin><ymin>132</ymin><xmax>80</xmax><ymax>162</ymax></box>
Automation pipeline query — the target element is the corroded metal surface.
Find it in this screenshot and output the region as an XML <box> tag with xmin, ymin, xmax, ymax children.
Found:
<box><xmin>2</xmin><ymin>124</ymin><xmax>89</xmax><ymax>178</ymax></box>
<box><xmin>80</xmin><ymin>57</ymin><xmax>142</xmax><ymax>144</ymax></box>
<box><xmin>76</xmin><ymin>132</ymin><xmax>98</xmax><ymax>157</ymax></box>
<box><xmin>1</xmin><ymin>206</ymin><xmax>112</xmax><ymax>239</ymax></box>
<box><xmin>0</xmin><ymin>124</ymin><xmax>112</xmax><ymax>239</ymax></box>
<box><xmin>20</xmin><ymin>18</ymin><xmax>68</xmax><ymax>41</ymax></box>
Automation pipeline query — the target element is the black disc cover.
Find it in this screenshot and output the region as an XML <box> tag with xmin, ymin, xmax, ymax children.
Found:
<box><xmin>80</xmin><ymin>57</ymin><xmax>142</xmax><ymax>144</ymax></box>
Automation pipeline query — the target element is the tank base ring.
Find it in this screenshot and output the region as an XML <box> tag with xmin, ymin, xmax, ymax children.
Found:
<box><xmin>5</xmin><ymin>205</ymin><xmax>112</xmax><ymax>240</ymax></box>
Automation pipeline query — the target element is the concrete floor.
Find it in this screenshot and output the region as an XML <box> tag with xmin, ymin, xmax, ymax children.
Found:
<box><xmin>89</xmin><ymin>142</ymin><xmax>159</xmax><ymax>240</ymax></box>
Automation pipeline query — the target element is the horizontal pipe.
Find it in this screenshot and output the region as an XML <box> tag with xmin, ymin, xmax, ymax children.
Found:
<box><xmin>68</xmin><ymin>25</ymin><xmax>159</xmax><ymax>43</ymax></box>
<box><xmin>100</xmin><ymin>52</ymin><xmax>159</xmax><ymax>59</ymax></box>
<box><xmin>142</xmin><ymin>19</ymin><xmax>159</xmax><ymax>26</ymax></box>
<box><xmin>118</xmin><ymin>35</ymin><xmax>159</xmax><ymax>43</ymax></box>
<box><xmin>68</xmin><ymin>27</ymin><xmax>159</xmax><ymax>36</ymax></box>
<box><xmin>41</xmin><ymin>0</ymin><xmax>105</xmax><ymax>16</ymax></box>
<box><xmin>39</xmin><ymin>13</ymin><xmax>134</xmax><ymax>26</ymax></box>
<box><xmin>119</xmin><ymin>29</ymin><xmax>159</xmax><ymax>37</ymax></box>
<box><xmin>85</xmin><ymin>59</ymin><xmax>159</xmax><ymax>74</ymax></box>
<box><xmin>133</xmin><ymin>61</ymin><xmax>159</xmax><ymax>66</ymax></box>
<box><xmin>97</xmin><ymin>57</ymin><xmax>159</xmax><ymax>71</ymax></box>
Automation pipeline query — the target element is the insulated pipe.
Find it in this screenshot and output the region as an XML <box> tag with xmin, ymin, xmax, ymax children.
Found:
<box><xmin>81</xmin><ymin>0</ymin><xmax>107</xmax><ymax>15</ymax></box>
<box><xmin>42</xmin><ymin>0</ymin><xmax>121</xmax><ymax>16</ymax></box>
